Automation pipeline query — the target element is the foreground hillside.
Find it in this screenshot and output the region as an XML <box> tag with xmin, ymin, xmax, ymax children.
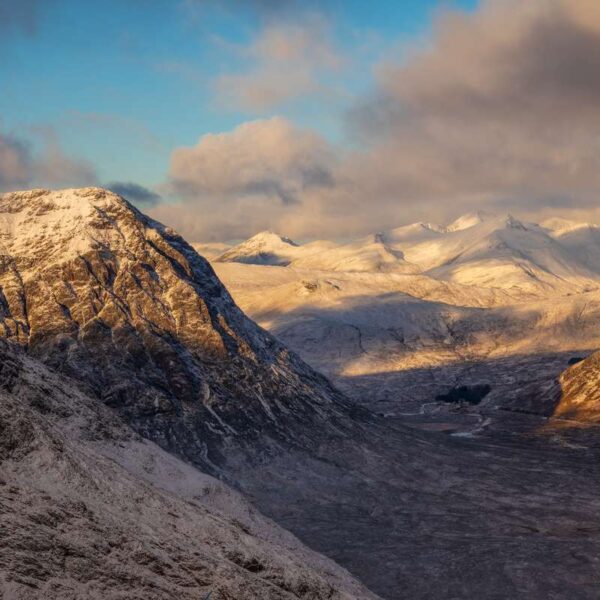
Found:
<box><xmin>0</xmin><ymin>340</ymin><xmax>376</xmax><ymax>599</ymax></box>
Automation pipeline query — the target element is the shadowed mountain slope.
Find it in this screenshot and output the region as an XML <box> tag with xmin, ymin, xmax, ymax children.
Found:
<box><xmin>0</xmin><ymin>339</ymin><xmax>377</xmax><ymax>599</ymax></box>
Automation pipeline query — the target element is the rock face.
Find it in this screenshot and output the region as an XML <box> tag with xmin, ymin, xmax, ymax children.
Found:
<box><xmin>0</xmin><ymin>188</ymin><xmax>358</xmax><ymax>471</ymax></box>
<box><xmin>0</xmin><ymin>339</ymin><xmax>378</xmax><ymax>599</ymax></box>
<box><xmin>549</xmin><ymin>351</ymin><xmax>600</xmax><ymax>422</ymax></box>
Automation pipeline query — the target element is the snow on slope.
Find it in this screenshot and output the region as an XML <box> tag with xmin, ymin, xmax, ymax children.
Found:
<box><xmin>201</xmin><ymin>211</ymin><xmax>600</xmax><ymax>408</ymax></box>
<box><xmin>214</xmin><ymin>261</ymin><xmax>600</xmax><ymax>406</ymax></box>
<box><xmin>217</xmin><ymin>231</ymin><xmax>337</xmax><ymax>266</ymax></box>
<box><xmin>445</xmin><ymin>210</ymin><xmax>495</xmax><ymax>232</ymax></box>
<box><xmin>401</xmin><ymin>215</ymin><xmax>600</xmax><ymax>293</ymax></box>
<box><xmin>543</xmin><ymin>219</ymin><xmax>600</xmax><ymax>274</ymax></box>
<box><xmin>0</xmin><ymin>339</ymin><xmax>376</xmax><ymax>599</ymax></box>
<box><xmin>378</xmin><ymin>222</ymin><xmax>446</xmax><ymax>246</ymax></box>
<box><xmin>0</xmin><ymin>188</ymin><xmax>361</xmax><ymax>474</ymax></box>
<box><xmin>289</xmin><ymin>234</ymin><xmax>421</xmax><ymax>274</ymax></box>
<box><xmin>217</xmin><ymin>212</ymin><xmax>600</xmax><ymax>293</ymax></box>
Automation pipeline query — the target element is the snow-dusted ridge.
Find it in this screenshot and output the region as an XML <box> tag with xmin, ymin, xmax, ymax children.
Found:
<box><xmin>0</xmin><ymin>187</ymin><xmax>364</xmax><ymax>473</ymax></box>
<box><xmin>0</xmin><ymin>339</ymin><xmax>377</xmax><ymax>599</ymax></box>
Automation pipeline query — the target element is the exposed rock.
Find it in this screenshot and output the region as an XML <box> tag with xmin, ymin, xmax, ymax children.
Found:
<box><xmin>0</xmin><ymin>188</ymin><xmax>362</xmax><ymax>472</ymax></box>
<box><xmin>550</xmin><ymin>351</ymin><xmax>600</xmax><ymax>422</ymax></box>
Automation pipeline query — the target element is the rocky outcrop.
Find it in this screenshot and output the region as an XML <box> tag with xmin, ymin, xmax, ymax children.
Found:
<box><xmin>0</xmin><ymin>188</ymin><xmax>362</xmax><ymax>472</ymax></box>
<box><xmin>550</xmin><ymin>351</ymin><xmax>600</xmax><ymax>422</ymax></box>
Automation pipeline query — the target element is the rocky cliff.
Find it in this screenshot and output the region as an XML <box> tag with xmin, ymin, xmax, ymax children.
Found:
<box><xmin>0</xmin><ymin>188</ymin><xmax>361</xmax><ymax>472</ymax></box>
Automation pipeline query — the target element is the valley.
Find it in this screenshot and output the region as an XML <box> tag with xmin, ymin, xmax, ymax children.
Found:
<box><xmin>3</xmin><ymin>190</ymin><xmax>600</xmax><ymax>599</ymax></box>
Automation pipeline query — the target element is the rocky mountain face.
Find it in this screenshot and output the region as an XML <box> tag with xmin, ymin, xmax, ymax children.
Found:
<box><xmin>0</xmin><ymin>338</ymin><xmax>377</xmax><ymax>599</ymax></box>
<box><xmin>541</xmin><ymin>351</ymin><xmax>600</xmax><ymax>422</ymax></box>
<box><xmin>0</xmin><ymin>188</ymin><xmax>360</xmax><ymax>472</ymax></box>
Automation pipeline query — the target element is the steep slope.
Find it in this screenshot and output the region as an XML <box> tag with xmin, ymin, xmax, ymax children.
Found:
<box><xmin>544</xmin><ymin>219</ymin><xmax>600</xmax><ymax>275</ymax></box>
<box><xmin>445</xmin><ymin>210</ymin><xmax>495</xmax><ymax>232</ymax></box>
<box><xmin>0</xmin><ymin>188</ymin><xmax>360</xmax><ymax>472</ymax></box>
<box><xmin>378</xmin><ymin>221</ymin><xmax>445</xmax><ymax>246</ymax></box>
<box><xmin>545</xmin><ymin>351</ymin><xmax>600</xmax><ymax>423</ymax></box>
<box><xmin>0</xmin><ymin>339</ymin><xmax>377</xmax><ymax>599</ymax></box>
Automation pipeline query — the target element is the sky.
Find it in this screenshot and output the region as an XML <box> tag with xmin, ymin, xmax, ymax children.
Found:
<box><xmin>3</xmin><ymin>0</ymin><xmax>600</xmax><ymax>242</ymax></box>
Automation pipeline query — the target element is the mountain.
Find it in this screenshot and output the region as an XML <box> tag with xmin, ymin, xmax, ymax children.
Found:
<box><xmin>0</xmin><ymin>338</ymin><xmax>376</xmax><ymax>599</ymax></box>
<box><xmin>0</xmin><ymin>188</ymin><xmax>361</xmax><ymax>473</ymax></box>
<box><xmin>217</xmin><ymin>231</ymin><xmax>335</xmax><ymax>267</ymax></box>
<box><xmin>445</xmin><ymin>210</ymin><xmax>495</xmax><ymax>232</ymax></box>
<box><xmin>548</xmin><ymin>350</ymin><xmax>600</xmax><ymax>423</ymax></box>
<box><xmin>5</xmin><ymin>189</ymin><xmax>600</xmax><ymax>599</ymax></box>
<box><xmin>289</xmin><ymin>235</ymin><xmax>421</xmax><ymax>274</ymax></box>
<box><xmin>378</xmin><ymin>221</ymin><xmax>445</xmax><ymax>246</ymax></box>
<box><xmin>543</xmin><ymin>219</ymin><xmax>600</xmax><ymax>275</ymax></box>
<box><xmin>217</xmin><ymin>231</ymin><xmax>300</xmax><ymax>266</ymax></box>
<box><xmin>400</xmin><ymin>214</ymin><xmax>599</xmax><ymax>293</ymax></box>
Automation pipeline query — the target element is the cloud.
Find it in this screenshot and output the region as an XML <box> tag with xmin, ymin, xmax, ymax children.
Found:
<box><xmin>214</xmin><ymin>19</ymin><xmax>343</xmax><ymax>111</ymax></box>
<box><xmin>0</xmin><ymin>0</ymin><xmax>49</xmax><ymax>36</ymax></box>
<box><xmin>346</xmin><ymin>0</ymin><xmax>600</xmax><ymax>220</ymax></box>
<box><xmin>158</xmin><ymin>0</ymin><xmax>600</xmax><ymax>241</ymax></box>
<box><xmin>106</xmin><ymin>182</ymin><xmax>161</xmax><ymax>206</ymax></box>
<box><xmin>159</xmin><ymin>117</ymin><xmax>337</xmax><ymax>240</ymax></box>
<box><xmin>0</xmin><ymin>133</ymin><xmax>32</xmax><ymax>189</ymax></box>
<box><xmin>0</xmin><ymin>125</ymin><xmax>97</xmax><ymax>192</ymax></box>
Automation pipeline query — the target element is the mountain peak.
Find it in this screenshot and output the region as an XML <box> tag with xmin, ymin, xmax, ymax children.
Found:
<box><xmin>0</xmin><ymin>187</ymin><xmax>356</xmax><ymax>471</ymax></box>
<box><xmin>446</xmin><ymin>210</ymin><xmax>496</xmax><ymax>232</ymax></box>
<box><xmin>0</xmin><ymin>187</ymin><xmax>142</xmax><ymax>269</ymax></box>
<box><xmin>247</xmin><ymin>230</ymin><xmax>298</xmax><ymax>246</ymax></box>
<box><xmin>217</xmin><ymin>230</ymin><xmax>300</xmax><ymax>265</ymax></box>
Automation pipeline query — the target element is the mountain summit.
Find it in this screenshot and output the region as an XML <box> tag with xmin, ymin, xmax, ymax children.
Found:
<box><xmin>217</xmin><ymin>230</ymin><xmax>300</xmax><ymax>266</ymax></box>
<box><xmin>0</xmin><ymin>188</ymin><xmax>358</xmax><ymax>471</ymax></box>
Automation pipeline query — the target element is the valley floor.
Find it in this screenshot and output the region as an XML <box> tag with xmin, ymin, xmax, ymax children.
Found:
<box><xmin>213</xmin><ymin>260</ymin><xmax>600</xmax><ymax>599</ymax></box>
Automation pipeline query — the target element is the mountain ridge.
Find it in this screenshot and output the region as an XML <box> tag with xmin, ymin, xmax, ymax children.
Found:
<box><xmin>0</xmin><ymin>188</ymin><xmax>366</xmax><ymax>473</ymax></box>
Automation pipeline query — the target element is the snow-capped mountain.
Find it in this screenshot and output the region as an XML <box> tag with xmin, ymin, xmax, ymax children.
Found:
<box><xmin>208</xmin><ymin>211</ymin><xmax>600</xmax><ymax>410</ymax></box>
<box><xmin>289</xmin><ymin>234</ymin><xmax>421</xmax><ymax>274</ymax></box>
<box><xmin>5</xmin><ymin>190</ymin><xmax>600</xmax><ymax>599</ymax></box>
<box><xmin>405</xmin><ymin>214</ymin><xmax>599</xmax><ymax>293</ymax></box>
<box><xmin>0</xmin><ymin>188</ymin><xmax>361</xmax><ymax>472</ymax></box>
<box><xmin>445</xmin><ymin>210</ymin><xmax>495</xmax><ymax>232</ymax></box>
<box><xmin>217</xmin><ymin>231</ymin><xmax>335</xmax><ymax>266</ymax></box>
<box><xmin>218</xmin><ymin>213</ymin><xmax>600</xmax><ymax>293</ymax></box>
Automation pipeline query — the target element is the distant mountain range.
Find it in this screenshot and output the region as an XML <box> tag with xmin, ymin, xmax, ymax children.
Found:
<box><xmin>215</xmin><ymin>212</ymin><xmax>600</xmax><ymax>295</ymax></box>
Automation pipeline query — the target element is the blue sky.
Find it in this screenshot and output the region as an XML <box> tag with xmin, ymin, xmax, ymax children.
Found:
<box><xmin>6</xmin><ymin>0</ymin><xmax>595</xmax><ymax>243</ymax></box>
<box><xmin>1</xmin><ymin>0</ymin><xmax>478</xmax><ymax>188</ymax></box>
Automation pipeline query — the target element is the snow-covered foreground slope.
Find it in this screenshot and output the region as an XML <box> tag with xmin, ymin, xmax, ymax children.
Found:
<box><xmin>0</xmin><ymin>339</ymin><xmax>377</xmax><ymax>599</ymax></box>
